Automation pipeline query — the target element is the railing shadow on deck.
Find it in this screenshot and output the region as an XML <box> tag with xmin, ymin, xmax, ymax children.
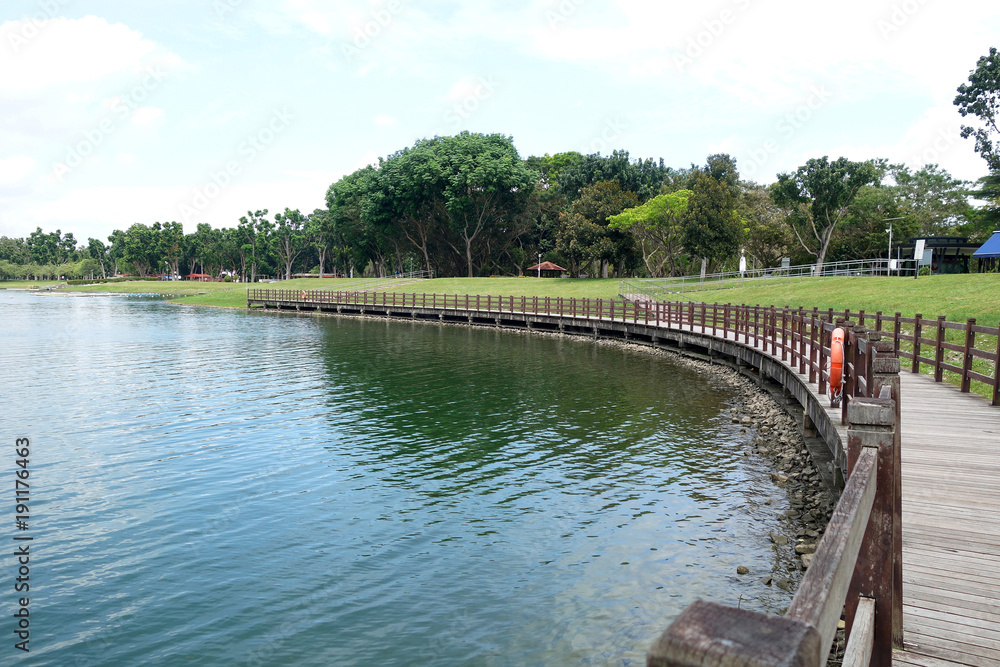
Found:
<box><xmin>245</xmin><ymin>290</ymin><xmax>942</xmax><ymax>664</ymax></box>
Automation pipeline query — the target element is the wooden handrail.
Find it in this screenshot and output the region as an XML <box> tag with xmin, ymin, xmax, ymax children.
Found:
<box><xmin>246</xmin><ymin>290</ymin><xmax>999</xmax><ymax>404</ymax></box>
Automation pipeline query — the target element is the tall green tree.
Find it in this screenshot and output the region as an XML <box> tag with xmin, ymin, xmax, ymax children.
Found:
<box><xmin>608</xmin><ymin>189</ymin><xmax>691</xmax><ymax>277</ymax></box>
<box><xmin>273</xmin><ymin>208</ymin><xmax>307</xmax><ymax>280</ymax></box>
<box><xmin>890</xmin><ymin>164</ymin><xmax>973</xmax><ymax>236</ymax></box>
<box><xmin>86</xmin><ymin>238</ymin><xmax>109</xmax><ymax>278</ymax></box>
<box><xmin>238</xmin><ymin>210</ymin><xmax>273</xmax><ymax>283</ymax></box>
<box><xmin>435</xmin><ymin>132</ymin><xmax>537</xmax><ymax>277</ymax></box>
<box><xmin>556</xmin><ymin>180</ymin><xmax>639</xmax><ymax>277</ymax></box>
<box><xmin>682</xmin><ymin>170</ymin><xmax>741</xmax><ymax>273</ymax></box>
<box><xmin>738</xmin><ymin>183</ymin><xmax>791</xmax><ymax>269</ymax></box>
<box><xmin>955</xmin><ymin>46</ymin><xmax>1000</xmax><ymax>172</ymax></box>
<box><xmin>120</xmin><ymin>223</ymin><xmax>160</xmax><ymax>276</ymax></box>
<box><xmin>770</xmin><ymin>156</ymin><xmax>884</xmax><ymax>273</ymax></box>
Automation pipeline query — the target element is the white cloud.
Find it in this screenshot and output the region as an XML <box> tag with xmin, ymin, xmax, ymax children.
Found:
<box><xmin>375</xmin><ymin>114</ymin><xmax>397</xmax><ymax>126</ymax></box>
<box><xmin>0</xmin><ymin>156</ymin><xmax>37</xmax><ymax>184</ymax></box>
<box><xmin>131</xmin><ymin>107</ymin><xmax>165</xmax><ymax>127</ymax></box>
<box><xmin>0</xmin><ymin>16</ymin><xmax>182</xmax><ymax>95</ymax></box>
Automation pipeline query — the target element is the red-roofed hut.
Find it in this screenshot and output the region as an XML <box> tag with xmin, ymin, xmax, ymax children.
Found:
<box><xmin>526</xmin><ymin>261</ymin><xmax>567</xmax><ymax>278</ymax></box>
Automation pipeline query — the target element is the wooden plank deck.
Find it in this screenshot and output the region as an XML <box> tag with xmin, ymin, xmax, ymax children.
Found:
<box><xmin>892</xmin><ymin>372</ymin><xmax>1000</xmax><ymax>666</ymax></box>
<box><xmin>673</xmin><ymin>320</ymin><xmax>1000</xmax><ymax>664</ymax></box>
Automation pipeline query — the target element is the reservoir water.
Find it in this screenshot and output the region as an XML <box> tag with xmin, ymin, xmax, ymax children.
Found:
<box><xmin>0</xmin><ymin>291</ymin><xmax>802</xmax><ymax>665</ymax></box>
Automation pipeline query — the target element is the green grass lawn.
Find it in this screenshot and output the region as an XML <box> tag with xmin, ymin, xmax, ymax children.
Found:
<box><xmin>683</xmin><ymin>273</ymin><xmax>1000</xmax><ymax>325</ymax></box>
<box><xmin>8</xmin><ymin>274</ymin><xmax>994</xmax><ymax>323</ymax></box>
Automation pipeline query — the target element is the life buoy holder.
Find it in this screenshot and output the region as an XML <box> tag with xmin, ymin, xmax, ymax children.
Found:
<box><xmin>829</xmin><ymin>327</ymin><xmax>845</xmax><ymax>407</ymax></box>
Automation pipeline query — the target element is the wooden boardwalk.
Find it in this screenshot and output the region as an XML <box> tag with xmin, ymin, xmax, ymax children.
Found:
<box><xmin>702</xmin><ymin>323</ymin><xmax>1000</xmax><ymax>665</ymax></box>
<box><xmin>892</xmin><ymin>372</ymin><xmax>1000</xmax><ymax>666</ymax></box>
<box><xmin>710</xmin><ymin>324</ymin><xmax>1000</xmax><ymax>665</ymax></box>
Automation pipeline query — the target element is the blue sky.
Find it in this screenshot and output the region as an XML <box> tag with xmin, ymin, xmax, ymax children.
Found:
<box><xmin>2</xmin><ymin>0</ymin><xmax>998</xmax><ymax>244</ymax></box>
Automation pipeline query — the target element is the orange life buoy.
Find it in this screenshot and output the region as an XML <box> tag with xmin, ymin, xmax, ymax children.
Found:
<box><xmin>829</xmin><ymin>327</ymin><xmax>845</xmax><ymax>407</ymax></box>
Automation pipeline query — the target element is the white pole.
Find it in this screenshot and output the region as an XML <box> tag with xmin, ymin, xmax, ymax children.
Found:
<box><xmin>537</xmin><ymin>253</ymin><xmax>541</xmax><ymax>278</ymax></box>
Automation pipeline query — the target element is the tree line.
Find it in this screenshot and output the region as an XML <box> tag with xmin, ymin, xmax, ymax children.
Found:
<box><xmin>3</xmin><ymin>47</ymin><xmax>999</xmax><ymax>282</ymax></box>
<box><xmin>1</xmin><ymin>146</ymin><xmax>993</xmax><ymax>282</ymax></box>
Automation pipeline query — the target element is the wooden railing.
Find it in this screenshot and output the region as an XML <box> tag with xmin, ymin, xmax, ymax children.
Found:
<box><xmin>248</xmin><ymin>290</ymin><xmax>1000</xmax><ymax>406</ymax></box>
<box><xmin>648</xmin><ymin>348</ymin><xmax>902</xmax><ymax>667</ymax></box>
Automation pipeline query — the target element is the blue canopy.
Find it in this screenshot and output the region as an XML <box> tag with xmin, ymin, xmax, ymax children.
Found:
<box><xmin>973</xmin><ymin>231</ymin><xmax>1000</xmax><ymax>258</ymax></box>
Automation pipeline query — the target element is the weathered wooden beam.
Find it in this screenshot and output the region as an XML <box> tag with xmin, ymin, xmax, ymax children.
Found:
<box><xmin>786</xmin><ymin>446</ymin><xmax>877</xmax><ymax>658</ymax></box>
<box><xmin>646</xmin><ymin>600</ymin><xmax>822</xmax><ymax>667</ymax></box>
<box><xmin>845</xmin><ymin>397</ymin><xmax>896</xmax><ymax>667</ymax></box>
<box><xmin>868</xmin><ymin>349</ymin><xmax>902</xmax><ymax>650</ymax></box>
<box><xmin>842</xmin><ymin>597</ymin><xmax>874</xmax><ymax>667</ymax></box>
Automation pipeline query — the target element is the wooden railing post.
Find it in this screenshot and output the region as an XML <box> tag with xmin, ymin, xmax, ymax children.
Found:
<box><xmin>994</xmin><ymin>322</ymin><xmax>1000</xmax><ymax>406</ymax></box>
<box><xmin>934</xmin><ymin>315</ymin><xmax>946</xmax><ymax>382</ymax></box>
<box><xmin>844</xmin><ymin>394</ymin><xmax>899</xmax><ymax>667</ymax></box>
<box><xmin>893</xmin><ymin>313</ymin><xmax>902</xmax><ymax>356</ymax></box>
<box><xmin>810</xmin><ymin>308</ymin><xmax>819</xmax><ymax>383</ymax></box>
<box><xmin>870</xmin><ymin>343</ymin><xmax>903</xmax><ymax>649</ymax></box>
<box><xmin>962</xmin><ymin>318</ymin><xmax>976</xmax><ymax>393</ymax></box>
<box><xmin>912</xmin><ymin>314</ymin><xmax>922</xmax><ymax>373</ymax></box>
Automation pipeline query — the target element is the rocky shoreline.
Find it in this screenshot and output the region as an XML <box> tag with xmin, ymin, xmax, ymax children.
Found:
<box><xmin>587</xmin><ymin>337</ymin><xmax>846</xmax><ymax>663</ymax></box>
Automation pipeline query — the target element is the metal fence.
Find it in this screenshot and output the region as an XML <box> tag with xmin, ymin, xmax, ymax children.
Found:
<box><xmin>619</xmin><ymin>258</ymin><xmax>919</xmax><ymax>298</ymax></box>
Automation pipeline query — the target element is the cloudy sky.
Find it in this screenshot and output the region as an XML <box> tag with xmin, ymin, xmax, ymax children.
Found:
<box><xmin>2</xmin><ymin>0</ymin><xmax>998</xmax><ymax>244</ymax></box>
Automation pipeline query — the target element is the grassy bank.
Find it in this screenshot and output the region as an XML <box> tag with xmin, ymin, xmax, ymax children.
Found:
<box><xmin>6</xmin><ymin>273</ymin><xmax>997</xmax><ymax>324</ymax></box>
<box><xmin>685</xmin><ymin>274</ymin><xmax>1000</xmax><ymax>325</ymax></box>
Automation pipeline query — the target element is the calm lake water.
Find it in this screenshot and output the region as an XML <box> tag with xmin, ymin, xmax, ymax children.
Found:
<box><xmin>0</xmin><ymin>291</ymin><xmax>800</xmax><ymax>665</ymax></box>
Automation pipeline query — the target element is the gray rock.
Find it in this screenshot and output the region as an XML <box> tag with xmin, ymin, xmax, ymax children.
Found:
<box><xmin>737</xmin><ymin>566</ymin><xmax>749</xmax><ymax>575</ymax></box>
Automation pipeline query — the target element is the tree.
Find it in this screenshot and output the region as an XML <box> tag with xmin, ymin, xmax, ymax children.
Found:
<box><xmin>157</xmin><ymin>221</ymin><xmax>184</xmax><ymax>277</ymax></box>
<box><xmin>120</xmin><ymin>223</ymin><xmax>160</xmax><ymax>276</ymax></box>
<box><xmin>305</xmin><ymin>209</ymin><xmax>334</xmax><ymax>277</ymax></box>
<box><xmin>969</xmin><ymin>172</ymin><xmax>1000</xmax><ymax>240</ymax></box>
<box><xmin>273</xmin><ymin>208</ymin><xmax>307</xmax><ymax>280</ymax></box>
<box><xmin>770</xmin><ymin>156</ymin><xmax>884</xmax><ymax>273</ymax></box>
<box><xmin>238</xmin><ymin>210</ymin><xmax>272</xmax><ymax>283</ymax></box>
<box><xmin>86</xmin><ymin>238</ymin><xmax>109</xmax><ymax>278</ymax></box>
<box><xmin>374</xmin><ymin>140</ymin><xmax>450</xmax><ymax>274</ymax></box>
<box><xmin>682</xmin><ymin>170</ymin><xmax>741</xmax><ymax>273</ymax></box>
<box><xmin>608</xmin><ymin>189</ymin><xmax>691</xmax><ymax>276</ymax></box>
<box><xmin>827</xmin><ymin>185</ymin><xmax>917</xmax><ymax>263</ymax></box>
<box><xmin>556</xmin><ymin>180</ymin><xmax>639</xmax><ymax>277</ymax></box>
<box><xmin>890</xmin><ymin>164</ymin><xmax>973</xmax><ymax>236</ymax></box>
<box><xmin>955</xmin><ymin>47</ymin><xmax>1000</xmax><ymax>171</ymax></box>
<box><xmin>436</xmin><ymin>132</ymin><xmax>537</xmax><ymax>277</ymax></box>
<box><xmin>327</xmin><ymin>167</ymin><xmax>380</xmax><ymax>277</ymax></box>
<box><xmin>738</xmin><ymin>184</ymin><xmax>791</xmax><ymax>269</ymax></box>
